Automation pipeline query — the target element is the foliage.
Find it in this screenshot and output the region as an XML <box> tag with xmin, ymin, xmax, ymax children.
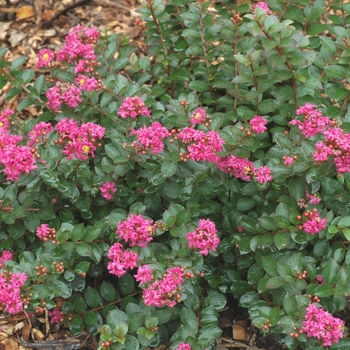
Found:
<box><xmin>0</xmin><ymin>0</ymin><xmax>350</xmax><ymax>349</ymax></box>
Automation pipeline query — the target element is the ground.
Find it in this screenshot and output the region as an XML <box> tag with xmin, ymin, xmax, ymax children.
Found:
<box><xmin>0</xmin><ymin>0</ymin><xmax>281</xmax><ymax>349</ymax></box>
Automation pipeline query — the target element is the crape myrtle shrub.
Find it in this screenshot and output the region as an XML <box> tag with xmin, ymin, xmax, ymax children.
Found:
<box><xmin>1</xmin><ymin>0</ymin><xmax>350</xmax><ymax>349</ymax></box>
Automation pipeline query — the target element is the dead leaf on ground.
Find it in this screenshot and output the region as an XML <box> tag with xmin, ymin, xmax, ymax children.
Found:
<box><xmin>16</xmin><ymin>6</ymin><xmax>35</xmax><ymax>21</ymax></box>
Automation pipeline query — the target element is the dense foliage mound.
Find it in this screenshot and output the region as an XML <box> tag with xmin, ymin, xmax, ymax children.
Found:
<box><xmin>1</xmin><ymin>0</ymin><xmax>350</xmax><ymax>349</ymax></box>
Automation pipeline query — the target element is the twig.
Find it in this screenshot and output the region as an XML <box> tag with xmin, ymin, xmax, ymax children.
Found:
<box><xmin>42</xmin><ymin>0</ymin><xmax>93</xmax><ymax>28</ymax></box>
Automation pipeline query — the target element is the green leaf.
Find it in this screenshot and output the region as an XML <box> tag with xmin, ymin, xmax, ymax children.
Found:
<box><xmin>313</xmin><ymin>283</ymin><xmax>334</xmax><ymax>297</ymax></box>
<box><xmin>100</xmin><ymin>281</ymin><xmax>118</xmax><ymax>302</ymax></box>
<box><xmin>76</xmin><ymin>243</ymin><xmax>91</xmax><ymax>257</ymax></box>
<box><xmin>261</xmin><ymin>256</ymin><xmax>278</xmax><ymax>276</ymax></box>
<box><xmin>338</xmin><ymin>216</ymin><xmax>350</xmax><ymax>228</ymax></box>
<box><xmin>325</xmin><ymin>65</ymin><xmax>347</xmax><ymax>79</ymax></box>
<box><xmin>274</xmin><ymin>231</ymin><xmax>290</xmax><ymax>250</ymax></box>
<box><xmin>11</xmin><ymin>56</ymin><xmax>28</xmax><ymax>70</ymax></box>
<box><xmin>75</xmin><ymin>261</ymin><xmax>90</xmax><ymax>274</ymax></box>
<box><xmin>274</xmin><ymin>216</ymin><xmax>290</xmax><ymax>229</ymax></box>
<box><xmin>265</xmin><ymin>276</ymin><xmax>285</xmax><ymax>289</ymax></box>
<box><xmin>188</xmin><ymin>81</ymin><xmax>209</xmax><ymax>92</ymax></box>
<box><xmin>69</xmin><ymin>315</ymin><xmax>84</xmax><ymax>336</ymax></box>
<box><xmin>323</xmin><ymin>259</ymin><xmax>339</xmax><ymax>285</ymax></box>
<box><xmin>118</xmin><ymin>273</ymin><xmax>135</xmax><ymax>295</ymax></box>
<box><xmin>71</xmin><ymin>224</ymin><xmax>85</xmax><ymax>242</ymax></box>
<box><xmin>259</xmin><ymin>216</ymin><xmax>279</xmax><ymax>231</ymax></box>
<box><xmin>288</xmin><ymin>176</ymin><xmax>306</xmax><ymax>200</ymax></box>
<box><xmin>84</xmin><ymin>286</ymin><xmax>102</xmax><ymax>308</ymax></box>
<box><xmin>161</xmin><ymin>160</ymin><xmax>178</xmax><ymax>178</ymax></box>
<box><xmin>204</xmin><ymin>292</ymin><xmax>226</xmax><ymax>310</ymax></box>
<box><xmin>170</xmin><ymin>68</ymin><xmax>190</xmax><ymax>81</ymax></box>
<box><xmin>84</xmin><ymin>311</ymin><xmax>98</xmax><ymax>326</ymax></box>
<box><xmin>283</xmin><ymin>294</ymin><xmax>299</xmax><ymax>317</ymax></box>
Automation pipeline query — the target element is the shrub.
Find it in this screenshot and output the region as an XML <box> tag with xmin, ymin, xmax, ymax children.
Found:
<box><xmin>0</xmin><ymin>0</ymin><xmax>350</xmax><ymax>349</ymax></box>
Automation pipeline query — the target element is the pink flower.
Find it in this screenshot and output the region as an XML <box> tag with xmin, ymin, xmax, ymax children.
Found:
<box><xmin>0</xmin><ymin>250</ymin><xmax>12</xmax><ymax>267</ymax></box>
<box><xmin>215</xmin><ymin>155</ymin><xmax>254</xmax><ymax>181</ymax></box>
<box><xmin>254</xmin><ymin>166</ymin><xmax>273</xmax><ymax>184</ymax></box>
<box><xmin>302</xmin><ymin>303</ymin><xmax>344</xmax><ymax>347</ymax></box>
<box><xmin>0</xmin><ymin>109</ymin><xmax>14</xmax><ymax>132</ymax></box>
<box><xmin>107</xmin><ymin>243</ymin><xmax>139</xmax><ymax>277</ymax></box>
<box><xmin>131</xmin><ymin>122</ymin><xmax>169</xmax><ymax>154</ymax></box>
<box><xmin>313</xmin><ymin>142</ymin><xmax>333</xmax><ymax>162</ymax></box>
<box><xmin>57</xmin><ymin>25</ymin><xmax>97</xmax><ymax>63</ymax></box>
<box><xmin>253</xmin><ymin>2</ymin><xmax>271</xmax><ymax>14</ymax></box>
<box><xmin>249</xmin><ymin>116</ymin><xmax>267</xmax><ymax>134</ymax></box>
<box><xmin>290</xmin><ymin>104</ymin><xmax>330</xmax><ymax>138</ymax></box>
<box><xmin>55</xmin><ymin>118</ymin><xmax>105</xmax><ymax>160</ymax></box>
<box><xmin>190</xmin><ymin>108</ymin><xmax>207</xmax><ymax>125</ymax></box>
<box><xmin>134</xmin><ymin>265</ymin><xmax>153</xmax><ymax>284</ymax></box>
<box><xmin>303</xmin><ymin>210</ymin><xmax>327</xmax><ymax>235</ymax></box>
<box><xmin>74</xmin><ymin>75</ymin><xmax>98</xmax><ymax>91</ymax></box>
<box><xmin>175</xmin><ymin>343</ymin><xmax>191</xmax><ymax>350</ymax></box>
<box><xmin>142</xmin><ymin>267</ymin><xmax>185</xmax><ymax>308</ymax></box>
<box><xmin>316</xmin><ymin>276</ymin><xmax>325</xmax><ymax>284</ymax></box>
<box><xmin>283</xmin><ymin>156</ymin><xmax>295</xmax><ymax>165</ymax></box>
<box><xmin>36</xmin><ymin>49</ymin><xmax>55</xmax><ymax>68</ymax></box>
<box><xmin>306</xmin><ymin>190</ymin><xmax>321</xmax><ymax>204</ymax></box>
<box><xmin>238</xmin><ymin>226</ymin><xmax>245</xmax><ymax>232</ymax></box>
<box><xmin>118</xmin><ymin>96</ymin><xmax>151</xmax><ymax>119</ymax></box>
<box><xmin>36</xmin><ymin>224</ymin><xmax>50</xmax><ymax>239</ymax></box>
<box><xmin>116</xmin><ymin>213</ymin><xmax>154</xmax><ymax>248</ymax></box>
<box><xmin>28</xmin><ymin>122</ymin><xmax>54</xmax><ymax>147</ymax></box>
<box><xmin>0</xmin><ymin>271</ymin><xmax>27</xmax><ymax>314</ymax></box>
<box><xmin>178</xmin><ymin>127</ymin><xmax>225</xmax><ymax>163</ymax></box>
<box><xmin>0</xmin><ymin>142</ymin><xmax>37</xmax><ymax>181</ymax></box>
<box><xmin>49</xmin><ymin>309</ymin><xmax>63</xmax><ymax>324</ymax></box>
<box><xmin>186</xmin><ymin>219</ymin><xmax>220</xmax><ymax>255</ymax></box>
<box><xmin>46</xmin><ymin>86</ymin><xmax>61</xmax><ymax>111</ymax></box>
<box><xmin>100</xmin><ymin>182</ymin><xmax>117</xmax><ymax>200</ymax></box>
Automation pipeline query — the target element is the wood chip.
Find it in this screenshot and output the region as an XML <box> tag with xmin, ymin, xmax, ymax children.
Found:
<box><xmin>16</xmin><ymin>6</ymin><xmax>35</xmax><ymax>20</ymax></box>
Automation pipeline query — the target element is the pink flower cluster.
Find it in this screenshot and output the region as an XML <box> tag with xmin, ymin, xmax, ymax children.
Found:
<box><xmin>302</xmin><ymin>303</ymin><xmax>344</xmax><ymax>347</ymax></box>
<box><xmin>290</xmin><ymin>103</ymin><xmax>330</xmax><ymax>138</ymax></box>
<box><xmin>254</xmin><ymin>166</ymin><xmax>273</xmax><ymax>184</ymax></box>
<box><xmin>130</xmin><ymin>122</ymin><xmax>169</xmax><ymax>154</ymax></box>
<box><xmin>36</xmin><ymin>49</ymin><xmax>55</xmax><ymax>68</ymax></box>
<box><xmin>134</xmin><ymin>264</ymin><xmax>153</xmax><ymax>284</ymax></box>
<box><xmin>190</xmin><ymin>108</ymin><xmax>207</xmax><ymax>125</ymax></box>
<box><xmin>118</xmin><ymin>96</ymin><xmax>151</xmax><ymax>119</ymax></box>
<box><xmin>0</xmin><ymin>250</ymin><xmax>12</xmax><ymax>268</ymax></box>
<box><xmin>116</xmin><ymin>213</ymin><xmax>154</xmax><ymax>248</ymax></box>
<box><xmin>303</xmin><ymin>209</ymin><xmax>327</xmax><ymax>235</ymax></box>
<box><xmin>306</xmin><ymin>190</ymin><xmax>321</xmax><ymax>204</ymax></box>
<box><xmin>215</xmin><ymin>155</ymin><xmax>254</xmax><ymax>181</ymax></box>
<box><xmin>100</xmin><ymin>182</ymin><xmax>117</xmax><ymax>200</ymax></box>
<box><xmin>28</xmin><ymin>122</ymin><xmax>54</xmax><ymax>147</ymax></box>
<box><xmin>57</xmin><ymin>25</ymin><xmax>99</xmax><ymax>64</ymax></box>
<box><xmin>74</xmin><ymin>75</ymin><xmax>98</xmax><ymax>91</ymax></box>
<box><xmin>177</xmin><ymin>127</ymin><xmax>225</xmax><ymax>162</ymax></box>
<box><xmin>314</xmin><ymin>127</ymin><xmax>350</xmax><ymax>173</ymax></box>
<box><xmin>142</xmin><ymin>267</ymin><xmax>184</xmax><ymax>308</ymax></box>
<box><xmin>55</xmin><ymin>118</ymin><xmax>105</xmax><ymax>160</ymax></box>
<box><xmin>0</xmin><ymin>111</ymin><xmax>37</xmax><ymax>181</ymax></box>
<box><xmin>0</xmin><ymin>265</ymin><xmax>27</xmax><ymax>314</ymax></box>
<box><xmin>249</xmin><ymin>115</ymin><xmax>268</xmax><ymax>134</ymax></box>
<box><xmin>36</xmin><ymin>224</ymin><xmax>50</xmax><ymax>239</ymax></box>
<box><xmin>215</xmin><ymin>155</ymin><xmax>273</xmax><ymax>184</ymax></box>
<box><xmin>175</xmin><ymin>343</ymin><xmax>191</xmax><ymax>350</ymax></box>
<box><xmin>0</xmin><ymin>108</ymin><xmax>13</xmax><ymax>131</ymax></box>
<box><xmin>282</xmin><ymin>156</ymin><xmax>295</xmax><ymax>166</ymax></box>
<box><xmin>253</xmin><ymin>2</ymin><xmax>271</xmax><ymax>14</ymax></box>
<box><xmin>48</xmin><ymin>309</ymin><xmax>63</xmax><ymax>324</ymax></box>
<box><xmin>46</xmin><ymin>82</ymin><xmax>82</xmax><ymax>111</ymax></box>
<box><xmin>107</xmin><ymin>242</ymin><xmax>139</xmax><ymax>278</ymax></box>
<box><xmin>186</xmin><ymin>219</ymin><xmax>220</xmax><ymax>255</ymax></box>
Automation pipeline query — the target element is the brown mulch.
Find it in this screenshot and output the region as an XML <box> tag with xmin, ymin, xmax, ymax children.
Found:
<box><xmin>0</xmin><ymin>1</ymin><xmax>278</xmax><ymax>349</ymax></box>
